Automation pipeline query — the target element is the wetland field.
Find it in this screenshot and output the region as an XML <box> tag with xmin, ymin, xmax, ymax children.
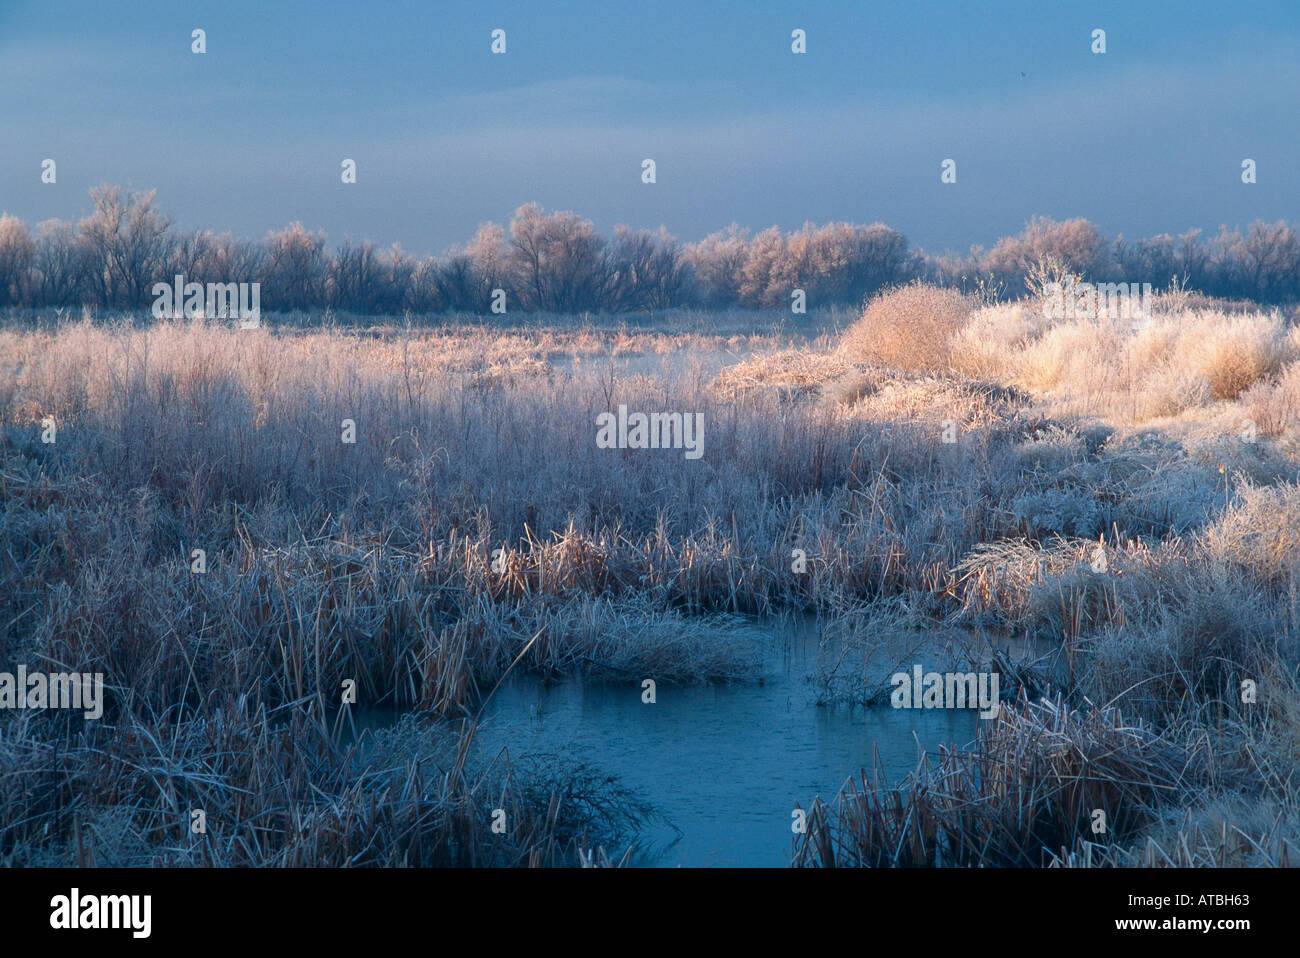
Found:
<box><xmin>3</xmin><ymin>287</ymin><xmax>1298</xmax><ymax>867</ymax></box>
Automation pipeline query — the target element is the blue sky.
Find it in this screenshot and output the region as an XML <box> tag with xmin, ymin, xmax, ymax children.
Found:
<box><xmin>1</xmin><ymin>0</ymin><xmax>1296</xmax><ymax>256</ymax></box>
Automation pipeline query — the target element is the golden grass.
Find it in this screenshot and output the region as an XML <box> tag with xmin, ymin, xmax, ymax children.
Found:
<box><xmin>839</xmin><ymin>282</ymin><xmax>975</xmax><ymax>374</ymax></box>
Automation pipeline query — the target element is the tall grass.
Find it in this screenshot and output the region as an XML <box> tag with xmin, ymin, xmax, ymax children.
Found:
<box><xmin>793</xmin><ymin>697</ymin><xmax>1206</xmax><ymax>867</ymax></box>
<box><xmin>3</xmin><ymin>306</ymin><xmax>1298</xmax><ymax>865</ymax></box>
<box><xmin>843</xmin><ymin>284</ymin><xmax>1298</xmax><ymax>423</ymax></box>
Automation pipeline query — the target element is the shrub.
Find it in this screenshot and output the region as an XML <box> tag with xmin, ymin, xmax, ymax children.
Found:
<box><xmin>1187</xmin><ymin>311</ymin><xmax>1290</xmax><ymax>400</ymax></box>
<box><xmin>1240</xmin><ymin>359</ymin><xmax>1300</xmax><ymax>437</ymax></box>
<box><xmin>840</xmin><ymin>282</ymin><xmax>973</xmax><ymax>373</ymax></box>
<box><xmin>1199</xmin><ymin>481</ymin><xmax>1300</xmax><ymax>589</ymax></box>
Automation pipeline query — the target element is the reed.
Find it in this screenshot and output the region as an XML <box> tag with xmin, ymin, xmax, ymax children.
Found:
<box><xmin>793</xmin><ymin>696</ymin><xmax>1204</xmax><ymax>867</ymax></box>
<box><xmin>0</xmin><ymin>705</ymin><xmax>648</xmax><ymax>867</ymax></box>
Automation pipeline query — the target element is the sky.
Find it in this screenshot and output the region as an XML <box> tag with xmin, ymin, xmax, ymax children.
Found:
<box><xmin>0</xmin><ymin>0</ymin><xmax>1297</xmax><ymax>257</ymax></box>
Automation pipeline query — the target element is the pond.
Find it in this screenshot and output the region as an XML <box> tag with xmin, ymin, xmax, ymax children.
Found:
<box><xmin>466</xmin><ymin>619</ymin><xmax>979</xmax><ymax>867</ymax></box>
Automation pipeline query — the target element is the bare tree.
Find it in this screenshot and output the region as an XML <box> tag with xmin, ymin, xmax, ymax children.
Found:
<box><xmin>406</xmin><ymin>256</ymin><xmax>444</xmax><ymax>313</ymax></box>
<box><xmin>1175</xmin><ymin>229</ymin><xmax>1208</xmax><ymax>290</ymax></box>
<box><xmin>328</xmin><ymin>239</ymin><xmax>386</xmax><ymax>313</ymax></box>
<box><xmin>684</xmin><ymin>225</ymin><xmax>750</xmax><ymax>307</ymax></box>
<box><xmin>263</xmin><ymin>222</ymin><xmax>327</xmax><ymax>310</ymax></box>
<box><xmin>434</xmin><ymin>254</ymin><xmax>479</xmax><ymax>312</ymax></box>
<box><xmin>466</xmin><ymin>222</ymin><xmax>508</xmax><ymax>305</ymax></box>
<box><xmin>384</xmin><ymin>244</ymin><xmax>417</xmax><ymax>314</ymax></box>
<box><xmin>78</xmin><ymin>184</ymin><xmax>173</xmax><ymax>307</ymax></box>
<box><xmin>168</xmin><ymin>229</ymin><xmax>218</xmax><ymax>283</ymax></box>
<box><xmin>0</xmin><ymin>214</ymin><xmax>36</xmax><ymax>307</ymax></box>
<box><xmin>606</xmin><ymin>226</ymin><xmax>694</xmax><ymax>310</ymax></box>
<box><xmin>33</xmin><ymin>220</ymin><xmax>93</xmax><ymax>307</ymax></box>
<box><xmin>982</xmin><ymin>217</ymin><xmax>1107</xmax><ymax>290</ymax></box>
<box><xmin>738</xmin><ymin>227</ymin><xmax>787</xmax><ymax>308</ymax></box>
<box><xmin>1242</xmin><ymin>221</ymin><xmax>1299</xmax><ymax>301</ymax></box>
<box><xmin>506</xmin><ymin>204</ymin><xmax>609</xmax><ymax>312</ymax></box>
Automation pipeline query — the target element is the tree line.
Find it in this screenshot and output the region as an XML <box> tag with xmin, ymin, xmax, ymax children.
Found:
<box><xmin>1</xmin><ymin>183</ymin><xmax>1297</xmax><ymax>315</ymax></box>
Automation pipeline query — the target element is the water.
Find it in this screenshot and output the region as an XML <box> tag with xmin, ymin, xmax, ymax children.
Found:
<box><xmin>468</xmin><ymin>622</ymin><xmax>978</xmax><ymax>867</ymax></box>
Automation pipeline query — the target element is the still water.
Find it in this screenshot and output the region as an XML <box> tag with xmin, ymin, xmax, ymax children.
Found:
<box><xmin>468</xmin><ymin>623</ymin><xmax>977</xmax><ymax>867</ymax></box>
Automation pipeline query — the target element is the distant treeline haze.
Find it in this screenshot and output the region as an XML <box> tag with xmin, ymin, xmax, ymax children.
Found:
<box><xmin>1</xmin><ymin>184</ymin><xmax>1298</xmax><ymax>314</ymax></box>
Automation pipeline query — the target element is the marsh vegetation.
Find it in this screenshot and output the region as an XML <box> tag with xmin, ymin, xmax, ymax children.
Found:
<box><xmin>2</xmin><ymin>281</ymin><xmax>1297</xmax><ymax>865</ymax></box>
